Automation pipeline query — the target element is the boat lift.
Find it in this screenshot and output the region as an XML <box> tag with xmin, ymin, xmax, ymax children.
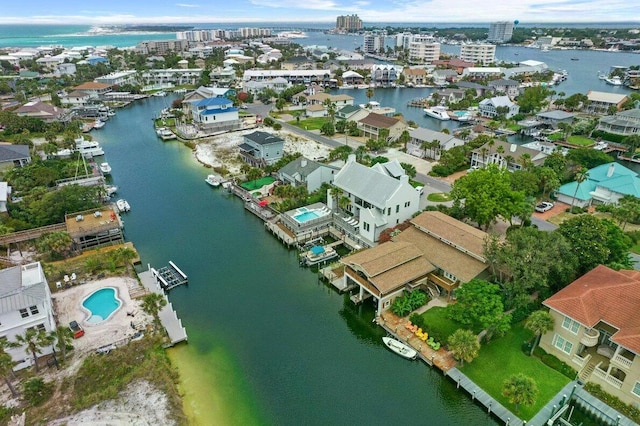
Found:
<box><xmin>151</xmin><ymin>261</ymin><xmax>188</xmax><ymax>291</ymax></box>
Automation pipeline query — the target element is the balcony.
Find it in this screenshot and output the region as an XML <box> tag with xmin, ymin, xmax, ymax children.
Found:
<box><xmin>580</xmin><ymin>328</ymin><xmax>600</xmax><ymax>347</ymax></box>
<box><xmin>611</xmin><ymin>353</ymin><xmax>634</xmax><ymax>370</ymax></box>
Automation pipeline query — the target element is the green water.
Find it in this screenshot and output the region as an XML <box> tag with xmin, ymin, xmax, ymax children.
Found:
<box><xmin>94</xmin><ymin>96</ymin><xmax>498</xmax><ymax>425</ymax></box>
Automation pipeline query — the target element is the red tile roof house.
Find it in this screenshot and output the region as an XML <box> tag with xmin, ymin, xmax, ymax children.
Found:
<box><xmin>540</xmin><ymin>265</ymin><xmax>640</xmax><ymax>406</ymax></box>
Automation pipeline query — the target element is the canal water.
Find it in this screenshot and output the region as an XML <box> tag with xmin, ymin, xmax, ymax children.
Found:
<box><xmin>93</xmin><ymin>96</ymin><xmax>499</xmax><ymax>425</ymax></box>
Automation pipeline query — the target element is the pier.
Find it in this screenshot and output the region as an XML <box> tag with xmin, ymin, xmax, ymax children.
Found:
<box><xmin>152</xmin><ymin>260</ymin><xmax>188</xmax><ymax>291</ymax></box>
<box><xmin>139</xmin><ymin>266</ymin><xmax>188</xmax><ymax>347</ymax></box>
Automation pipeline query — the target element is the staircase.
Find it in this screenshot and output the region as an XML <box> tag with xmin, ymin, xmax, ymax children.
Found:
<box><xmin>579</xmin><ymin>361</ymin><xmax>596</xmax><ymax>383</ymax></box>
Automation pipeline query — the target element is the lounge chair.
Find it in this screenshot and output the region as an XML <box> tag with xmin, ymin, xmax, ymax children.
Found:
<box><xmin>64</xmin><ymin>275</ymin><xmax>70</xmax><ymax>283</ymax></box>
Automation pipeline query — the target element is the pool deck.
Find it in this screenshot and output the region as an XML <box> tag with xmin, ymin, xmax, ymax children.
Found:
<box><xmin>139</xmin><ymin>269</ymin><xmax>188</xmax><ymax>346</ymax></box>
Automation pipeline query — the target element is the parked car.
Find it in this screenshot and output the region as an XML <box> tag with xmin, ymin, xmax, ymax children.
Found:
<box><xmin>535</xmin><ymin>201</ymin><xmax>554</xmax><ymax>213</ymax></box>
<box><xmin>69</xmin><ymin>320</ymin><xmax>84</xmax><ymax>339</ymax></box>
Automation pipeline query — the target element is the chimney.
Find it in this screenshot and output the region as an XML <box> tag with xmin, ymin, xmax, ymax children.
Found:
<box><xmin>607</xmin><ymin>163</ymin><xmax>615</xmax><ymax>178</ymax></box>
<box><xmin>301</xmin><ymin>159</ymin><xmax>307</xmax><ymax>167</ymax></box>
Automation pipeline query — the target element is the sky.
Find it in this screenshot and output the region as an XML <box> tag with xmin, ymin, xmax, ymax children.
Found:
<box><xmin>0</xmin><ymin>0</ymin><xmax>639</xmax><ymax>25</ymax></box>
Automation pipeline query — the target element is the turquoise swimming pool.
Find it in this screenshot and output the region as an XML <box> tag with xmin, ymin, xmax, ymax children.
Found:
<box><xmin>293</xmin><ymin>210</ymin><xmax>321</xmax><ymax>223</ymax></box>
<box><xmin>82</xmin><ymin>287</ymin><xmax>122</xmax><ymax>324</ymax></box>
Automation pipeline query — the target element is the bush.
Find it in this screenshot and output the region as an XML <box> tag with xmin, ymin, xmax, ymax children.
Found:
<box><xmin>584</xmin><ymin>383</ymin><xmax>640</xmax><ymax>423</ymax></box>
<box><xmin>533</xmin><ymin>347</ymin><xmax>576</xmax><ymax>379</ymax></box>
<box><xmin>565</xmin><ymin>206</ymin><xmax>587</xmax><ymax>214</ymax></box>
<box><xmin>22</xmin><ymin>378</ymin><xmax>54</xmax><ymax>406</ymax></box>
<box><xmin>0</xmin><ymin>406</ymin><xmax>16</xmax><ymax>424</ymax></box>
<box><xmin>272</xmin><ymin>123</ymin><xmax>282</xmax><ymax>130</ymax></box>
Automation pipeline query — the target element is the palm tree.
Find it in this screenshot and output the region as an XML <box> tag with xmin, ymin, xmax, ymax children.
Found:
<box><xmin>141</xmin><ymin>293</ymin><xmax>167</xmax><ymax>330</ymax></box>
<box><xmin>0</xmin><ymin>352</ymin><xmax>18</xmax><ymax>397</ymax></box>
<box><xmin>525</xmin><ymin>310</ymin><xmax>554</xmax><ymax>356</ymax></box>
<box><xmin>50</xmin><ymin>326</ymin><xmax>74</xmax><ymax>363</ymax></box>
<box><xmin>365</xmin><ymin>87</ymin><xmax>374</xmax><ymax>106</ymax></box>
<box><xmin>502</xmin><ymin>373</ymin><xmax>538</xmax><ymax>414</ymax></box>
<box><xmin>447</xmin><ymin>329</ymin><xmax>480</xmax><ymax>366</ymax></box>
<box><xmin>398</xmin><ymin>130</ymin><xmax>410</xmax><ymax>152</ymax></box>
<box><xmin>15</xmin><ymin>328</ymin><xmax>51</xmax><ymax>373</ymax></box>
<box><xmin>570</xmin><ymin>167</ymin><xmax>589</xmax><ymax>210</ymax></box>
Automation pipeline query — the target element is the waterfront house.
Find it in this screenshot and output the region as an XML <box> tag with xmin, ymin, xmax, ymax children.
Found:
<box><xmin>457</xmin><ymin>81</ymin><xmax>490</xmax><ymax>97</ymax></box>
<box><xmin>141</xmin><ymin>68</ymin><xmax>202</xmax><ymax>86</ymax></box>
<box><xmin>596</xmin><ymin>109</ymin><xmax>640</xmax><ymax>137</ymax></box>
<box><xmin>64</xmin><ymin>207</ymin><xmax>124</xmax><ymax>251</ymax></box>
<box><xmin>470</xmin><ymin>139</ymin><xmax>548</xmax><ymax>171</ymax></box>
<box><xmin>431</xmin><ymin>69</ymin><xmax>458</xmax><ymax>86</ymax></box>
<box><xmin>407</xmin><ymin>127</ymin><xmax>465</xmax><ymax>160</ymax></box>
<box><xmin>0</xmin><ymin>181</ymin><xmax>10</xmax><ymax>212</ymax></box>
<box><xmin>536</xmin><ymin>110</ymin><xmax>575</xmax><ymax>129</ymax></box>
<box><xmin>555</xmin><ymin>162</ymin><xmax>640</xmax><ymax>208</ymax></box>
<box><xmin>243</xmin><ymin>77</ymin><xmax>290</xmax><ymax>94</ymax></box>
<box><xmin>461</xmin><ymin>67</ymin><xmax>503</xmax><ymax>80</ymax></box>
<box><xmin>540</xmin><ymin>265</ymin><xmax>640</xmax><ymax>407</ymax></box>
<box><xmin>72</xmin><ymin>82</ymin><xmax>112</xmax><ymax>99</ymax></box>
<box><xmin>488</xmin><ymin>79</ymin><xmax>520</xmax><ymax>99</ymax></box>
<box><xmin>335</xmin><ymin>105</ymin><xmax>369</xmax><ymax>123</ymax></box>
<box><xmin>329</xmin><ymin>155</ymin><xmax>420</xmax><ymax>245</ymax></box>
<box><xmin>61</xmin><ymin>90</ymin><xmax>92</xmax><ymax>106</ymax></box>
<box><xmin>478</xmin><ymin>96</ymin><xmax>519</xmax><ymax>119</ymax></box>
<box><xmin>239</xmin><ymin>131</ymin><xmax>284</xmax><ymax>167</ymax></box>
<box><xmin>14</xmin><ymin>101</ymin><xmax>67</xmax><ymax>123</ymax></box>
<box><xmin>585</xmin><ymin>91</ymin><xmax>629</xmax><ymax>115</ymax></box>
<box><xmin>188</xmin><ymin>97</ymin><xmax>241</xmax><ymax>132</ymax></box>
<box><xmin>339</xmin><ymin>211</ymin><xmax>489</xmax><ymax>314</ymax></box>
<box><xmin>370</xmin><ymin>64</ymin><xmax>403</xmax><ymax>87</ymax></box>
<box><xmin>432</xmin><ymin>88</ymin><xmax>466</xmax><ymax>104</ymax></box>
<box><xmin>341</xmin><ymin>70</ymin><xmax>365</xmax><ymax>86</ymax></box>
<box><xmin>208</xmin><ymin>67</ymin><xmax>237</xmax><ymax>87</ymax></box>
<box><xmin>242</xmin><ymin>69</ymin><xmax>333</xmax><ymax>88</ymax></box>
<box><xmin>305</xmin><ymin>93</ymin><xmax>354</xmax><ymax>108</ymax></box>
<box><xmin>278</xmin><ymin>157</ymin><xmax>339</xmax><ymax>192</ymax></box>
<box><xmin>357</xmin><ymin>112</ymin><xmax>407</xmax><ymax>141</ymax></box>
<box><xmin>94</xmin><ymin>71</ymin><xmax>137</xmax><ymax>86</ymax></box>
<box><xmin>0</xmin><ymin>144</ymin><xmax>31</xmax><ymax>171</ymax></box>
<box><xmin>183</xmin><ymin>86</ymin><xmax>236</xmax><ymax>105</ymax></box>
<box><xmin>0</xmin><ymin>262</ymin><xmax>57</xmax><ymax>371</ymax></box>
<box><xmin>431</xmin><ymin>58</ymin><xmax>474</xmax><ymax>74</ymax></box>
<box><xmin>402</xmin><ymin>68</ymin><xmax>428</xmax><ymax>87</ymax></box>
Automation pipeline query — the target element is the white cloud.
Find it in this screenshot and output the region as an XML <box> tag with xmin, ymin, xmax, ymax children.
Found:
<box><xmin>176</xmin><ymin>3</ymin><xmax>200</xmax><ymax>7</ymax></box>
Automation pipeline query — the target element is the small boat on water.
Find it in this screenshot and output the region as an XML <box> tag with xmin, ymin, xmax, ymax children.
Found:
<box><xmin>99</xmin><ymin>162</ymin><xmax>112</xmax><ymax>175</ymax></box>
<box><xmin>382</xmin><ymin>337</ymin><xmax>417</xmax><ymax>360</ymax></box>
<box><xmin>424</xmin><ymin>106</ymin><xmax>450</xmax><ymax>121</ymax></box>
<box><xmin>93</xmin><ymin>119</ymin><xmax>105</xmax><ymax>129</ymax></box>
<box><xmin>571</xmin><ymin>57</ymin><xmax>579</xmax><ymax>61</ymax></box>
<box><xmin>605</xmin><ymin>76</ymin><xmax>623</xmax><ymax>86</ymax></box>
<box><xmin>156</xmin><ymin>127</ymin><xmax>177</xmax><ymax>140</ymax></box>
<box><xmin>153</xmin><ymin>91</ymin><xmax>167</xmax><ymax>97</ymax></box>
<box><xmin>205</xmin><ymin>174</ymin><xmax>220</xmax><ymax>187</ymax></box>
<box><xmin>75</xmin><ymin>137</ymin><xmax>105</xmax><ymax>158</ymax></box>
<box><xmin>116</xmin><ymin>199</ymin><xmax>130</xmax><ymax>213</ymax></box>
<box><xmin>105</xmin><ymin>185</ymin><xmax>118</xmax><ymax>197</ymax></box>
<box><xmin>300</xmin><ymin>245</ymin><xmax>338</xmax><ymax>267</ymax></box>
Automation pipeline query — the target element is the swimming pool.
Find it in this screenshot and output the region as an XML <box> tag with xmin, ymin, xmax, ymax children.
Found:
<box><xmin>293</xmin><ymin>210</ymin><xmax>321</xmax><ymax>223</ymax></box>
<box><xmin>453</xmin><ymin>111</ymin><xmax>470</xmax><ymax>117</ymax></box>
<box><xmin>82</xmin><ymin>287</ymin><xmax>122</xmax><ymax>324</ymax></box>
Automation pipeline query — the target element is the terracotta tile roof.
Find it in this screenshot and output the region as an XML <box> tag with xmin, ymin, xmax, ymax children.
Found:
<box><xmin>543</xmin><ymin>264</ymin><xmax>640</xmax><ymax>353</ymax></box>
<box><xmin>73</xmin><ymin>82</ymin><xmax>111</xmax><ymax>90</ymax></box>
<box><xmin>358</xmin><ymin>112</ymin><xmax>400</xmax><ymax>129</ymax></box>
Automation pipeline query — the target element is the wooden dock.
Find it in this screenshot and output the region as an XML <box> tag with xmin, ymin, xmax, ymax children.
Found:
<box><xmin>445</xmin><ymin>368</ymin><xmax>524</xmax><ymax>426</ymax></box>
<box><xmin>139</xmin><ymin>267</ymin><xmax>188</xmax><ymax>346</ymax></box>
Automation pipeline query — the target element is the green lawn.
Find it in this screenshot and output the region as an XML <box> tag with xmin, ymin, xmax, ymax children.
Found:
<box><xmin>547</xmin><ymin>132</ymin><xmax>564</xmax><ymax>141</ymax></box>
<box><xmin>506</xmin><ymin>124</ymin><xmax>523</xmax><ymax>132</ymax></box>
<box><xmin>567</xmin><ymin>135</ymin><xmax>595</xmax><ymax>146</ymax></box>
<box><xmin>427</xmin><ymin>192</ymin><xmax>452</xmax><ymax>202</ymax></box>
<box><xmin>287</xmin><ymin>117</ymin><xmax>329</xmax><ymax>131</ymax></box>
<box><xmin>419</xmin><ymin>306</ymin><xmax>463</xmax><ymax>341</ymax></box>
<box><xmin>241</xmin><ymin>176</ymin><xmax>275</xmax><ymax>191</ymax></box>
<box><xmin>460</xmin><ymin>323</ymin><xmax>571</xmax><ymax>421</ymax></box>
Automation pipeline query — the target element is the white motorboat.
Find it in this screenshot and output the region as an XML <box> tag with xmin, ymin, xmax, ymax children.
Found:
<box><xmin>156</xmin><ymin>127</ymin><xmax>177</xmax><ymax>140</ymax></box>
<box><xmin>105</xmin><ymin>185</ymin><xmax>118</xmax><ymax>197</ymax></box>
<box><xmin>116</xmin><ymin>199</ymin><xmax>130</xmax><ymax>213</ymax></box>
<box><xmin>205</xmin><ymin>174</ymin><xmax>221</xmax><ymax>187</ymax></box>
<box><xmin>153</xmin><ymin>91</ymin><xmax>167</xmax><ymax>97</ymax></box>
<box><xmin>93</xmin><ymin>119</ymin><xmax>105</xmax><ymax>129</ymax></box>
<box><xmin>75</xmin><ymin>137</ymin><xmax>104</xmax><ymax>158</ymax></box>
<box><xmin>605</xmin><ymin>76</ymin><xmax>623</xmax><ymax>86</ymax></box>
<box><xmin>424</xmin><ymin>106</ymin><xmax>450</xmax><ymax>121</ymax></box>
<box><xmin>300</xmin><ymin>245</ymin><xmax>338</xmax><ymax>267</ymax></box>
<box><xmin>382</xmin><ymin>337</ymin><xmax>417</xmax><ymax>360</ymax></box>
<box><xmin>99</xmin><ymin>162</ymin><xmax>112</xmax><ymax>174</ymax></box>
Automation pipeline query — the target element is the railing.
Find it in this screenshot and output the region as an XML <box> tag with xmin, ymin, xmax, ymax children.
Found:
<box><xmin>611</xmin><ymin>354</ymin><xmax>633</xmax><ymax>370</ymax></box>
<box><xmin>592</xmin><ymin>366</ymin><xmax>624</xmax><ymax>389</ymax></box>
<box><xmin>573</xmin><ymin>352</ymin><xmax>592</xmax><ymax>369</ymax></box>
<box><xmin>580</xmin><ymin>328</ymin><xmax>600</xmax><ymax>347</ymax></box>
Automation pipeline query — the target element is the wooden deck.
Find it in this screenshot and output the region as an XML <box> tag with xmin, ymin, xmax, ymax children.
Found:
<box><xmin>138</xmin><ymin>269</ymin><xmax>188</xmax><ymax>346</ymax></box>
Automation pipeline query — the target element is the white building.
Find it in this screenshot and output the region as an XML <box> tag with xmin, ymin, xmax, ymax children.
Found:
<box><xmin>95</xmin><ymin>71</ymin><xmax>138</xmax><ymax>86</ymax></box>
<box><xmin>479</xmin><ymin>96</ymin><xmax>520</xmax><ymax>119</ymax></box>
<box><xmin>488</xmin><ymin>21</ymin><xmax>514</xmax><ymax>43</ymax></box>
<box><xmin>0</xmin><ymin>262</ymin><xmax>57</xmax><ymax>371</ymax></box>
<box><xmin>460</xmin><ymin>44</ymin><xmax>496</xmax><ymax>65</ymax></box>
<box><xmin>141</xmin><ymin>68</ymin><xmax>203</xmax><ymax>86</ymax></box>
<box><xmin>409</xmin><ymin>36</ymin><xmax>441</xmax><ymax>64</ymax></box>
<box><xmin>363</xmin><ymin>32</ymin><xmax>386</xmax><ymax>54</ymax></box>
<box><xmin>330</xmin><ymin>155</ymin><xmax>421</xmax><ymax>246</ymax></box>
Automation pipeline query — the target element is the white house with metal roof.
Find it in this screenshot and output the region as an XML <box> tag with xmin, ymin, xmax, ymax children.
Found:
<box><xmin>585</xmin><ymin>91</ymin><xmax>629</xmax><ymax>115</ymax></box>
<box><xmin>278</xmin><ymin>157</ymin><xmax>339</xmax><ymax>192</ymax></box>
<box><xmin>329</xmin><ymin>155</ymin><xmax>420</xmax><ymax>245</ymax></box>
<box><xmin>596</xmin><ymin>109</ymin><xmax>640</xmax><ymax>136</ymax></box>
<box><xmin>238</xmin><ymin>131</ymin><xmax>284</xmax><ymax>167</ymax></box>
<box><xmin>0</xmin><ymin>262</ymin><xmax>56</xmax><ymax>370</ymax></box>
<box><xmin>407</xmin><ymin>127</ymin><xmax>465</xmax><ymax>160</ymax></box>
<box><xmin>478</xmin><ymin>95</ymin><xmax>520</xmax><ymax>119</ymax></box>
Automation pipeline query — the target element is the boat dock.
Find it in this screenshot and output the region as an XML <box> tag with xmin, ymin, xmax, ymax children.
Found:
<box><xmin>139</xmin><ymin>266</ymin><xmax>188</xmax><ymax>347</ymax></box>
<box><xmin>152</xmin><ymin>261</ymin><xmax>188</xmax><ymax>291</ymax></box>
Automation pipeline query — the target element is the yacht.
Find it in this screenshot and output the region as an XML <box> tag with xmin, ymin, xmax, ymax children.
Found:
<box><xmin>424</xmin><ymin>106</ymin><xmax>450</xmax><ymax>121</ymax></box>
<box><xmin>152</xmin><ymin>91</ymin><xmax>167</xmax><ymax>97</ymax></box>
<box><xmin>205</xmin><ymin>174</ymin><xmax>220</xmax><ymax>187</ymax></box>
<box><xmin>105</xmin><ymin>185</ymin><xmax>118</xmax><ymax>197</ymax></box>
<box><xmin>116</xmin><ymin>199</ymin><xmax>131</xmax><ymax>213</ymax></box>
<box><xmin>605</xmin><ymin>76</ymin><xmax>623</xmax><ymax>86</ymax></box>
<box><xmin>156</xmin><ymin>127</ymin><xmax>177</xmax><ymax>140</ymax></box>
<box><xmin>99</xmin><ymin>162</ymin><xmax>112</xmax><ymax>175</ymax></box>
<box><xmin>93</xmin><ymin>119</ymin><xmax>105</xmax><ymax>129</ymax></box>
<box><xmin>75</xmin><ymin>137</ymin><xmax>104</xmax><ymax>158</ymax></box>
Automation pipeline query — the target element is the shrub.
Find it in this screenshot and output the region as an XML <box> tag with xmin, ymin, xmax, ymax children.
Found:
<box><xmin>273</xmin><ymin>123</ymin><xmax>282</xmax><ymax>130</ymax></box>
<box><xmin>532</xmin><ymin>347</ymin><xmax>576</xmax><ymax>379</ymax></box>
<box><xmin>22</xmin><ymin>378</ymin><xmax>54</xmax><ymax>406</ymax></box>
<box><xmin>584</xmin><ymin>383</ymin><xmax>640</xmax><ymax>423</ymax></box>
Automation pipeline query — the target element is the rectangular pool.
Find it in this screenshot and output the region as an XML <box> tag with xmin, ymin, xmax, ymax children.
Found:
<box><xmin>293</xmin><ymin>211</ymin><xmax>321</xmax><ymax>223</ymax></box>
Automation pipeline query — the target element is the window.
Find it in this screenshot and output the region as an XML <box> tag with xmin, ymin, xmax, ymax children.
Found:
<box><xmin>562</xmin><ymin>317</ymin><xmax>580</xmax><ymax>334</ymax></box>
<box><xmin>404</xmin><ymin>201</ymin><xmax>410</xmax><ymax>208</ymax></box>
<box><xmin>387</xmin><ymin>208</ymin><xmax>391</xmax><ymax>216</ymax></box>
<box><xmin>28</xmin><ymin>324</ymin><xmax>45</xmax><ymax>333</ymax></box>
<box><xmin>443</xmin><ymin>271</ymin><xmax>457</xmax><ymax>282</ymax></box>
<box><xmin>363</xmin><ymin>222</ymin><xmax>370</xmax><ymax>232</ymax></box>
<box><xmin>633</xmin><ymin>382</ymin><xmax>640</xmax><ymax>398</ymax></box>
<box><xmin>396</xmin><ymin>204</ymin><xmax>399</xmax><ymax>213</ymax></box>
<box><xmin>29</xmin><ymin>306</ymin><xmax>39</xmax><ymax>315</ymax></box>
<box><xmin>553</xmin><ymin>334</ymin><xmax>573</xmax><ymax>355</ymax></box>
<box><xmin>19</xmin><ymin>308</ymin><xmax>29</xmax><ymax>318</ymax></box>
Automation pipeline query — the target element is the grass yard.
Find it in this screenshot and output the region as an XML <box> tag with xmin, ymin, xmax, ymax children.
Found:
<box><xmin>241</xmin><ymin>176</ymin><xmax>275</xmax><ymax>191</ymax></box>
<box><xmin>547</xmin><ymin>132</ymin><xmax>564</xmax><ymax>141</ymax></box>
<box><xmin>287</xmin><ymin>117</ymin><xmax>329</xmax><ymax>131</ymax></box>
<box><xmin>460</xmin><ymin>323</ymin><xmax>571</xmax><ymax>421</ymax></box>
<box><xmin>418</xmin><ymin>306</ymin><xmax>464</xmax><ymax>341</ymax></box>
<box><xmin>427</xmin><ymin>192</ymin><xmax>452</xmax><ymax>202</ymax></box>
<box><xmin>506</xmin><ymin>124</ymin><xmax>522</xmax><ymax>132</ymax></box>
<box><xmin>567</xmin><ymin>135</ymin><xmax>594</xmax><ymax>146</ymax></box>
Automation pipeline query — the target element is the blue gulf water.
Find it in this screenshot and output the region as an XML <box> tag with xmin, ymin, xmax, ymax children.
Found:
<box><xmin>82</xmin><ymin>287</ymin><xmax>121</xmax><ymax>323</ymax></box>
